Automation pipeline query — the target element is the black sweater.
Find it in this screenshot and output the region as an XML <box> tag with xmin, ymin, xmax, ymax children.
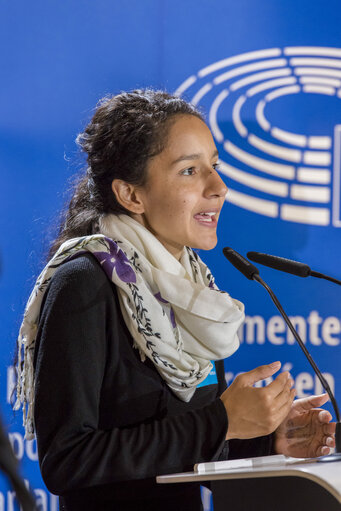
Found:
<box><xmin>33</xmin><ymin>254</ymin><xmax>272</xmax><ymax>510</ymax></box>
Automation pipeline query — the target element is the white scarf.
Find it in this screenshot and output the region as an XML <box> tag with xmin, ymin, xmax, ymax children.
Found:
<box><xmin>15</xmin><ymin>214</ymin><xmax>244</xmax><ymax>439</ymax></box>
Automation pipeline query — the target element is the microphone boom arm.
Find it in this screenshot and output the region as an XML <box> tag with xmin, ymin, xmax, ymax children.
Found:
<box><xmin>253</xmin><ymin>273</ymin><xmax>341</xmax><ymax>424</ymax></box>
<box><xmin>310</xmin><ymin>271</ymin><xmax>341</xmax><ymax>287</ymax></box>
<box><xmin>223</xmin><ymin>246</ymin><xmax>341</xmax><ymax>456</ymax></box>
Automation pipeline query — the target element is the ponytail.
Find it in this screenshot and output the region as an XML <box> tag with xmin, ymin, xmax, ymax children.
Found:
<box><xmin>48</xmin><ymin>175</ymin><xmax>100</xmax><ymax>258</ymax></box>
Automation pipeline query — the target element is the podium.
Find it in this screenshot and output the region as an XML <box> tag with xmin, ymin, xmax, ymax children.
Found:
<box><xmin>157</xmin><ymin>458</ymin><xmax>341</xmax><ymax>510</ymax></box>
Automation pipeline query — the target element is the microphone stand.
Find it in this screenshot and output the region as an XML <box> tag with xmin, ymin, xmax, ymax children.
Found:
<box><xmin>252</xmin><ymin>273</ymin><xmax>341</xmax><ymax>461</ymax></box>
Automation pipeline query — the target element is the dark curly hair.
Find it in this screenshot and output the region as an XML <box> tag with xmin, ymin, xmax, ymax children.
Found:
<box><xmin>49</xmin><ymin>89</ymin><xmax>203</xmax><ymax>257</ymax></box>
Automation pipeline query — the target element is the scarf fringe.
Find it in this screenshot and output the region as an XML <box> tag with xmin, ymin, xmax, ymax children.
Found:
<box><xmin>14</xmin><ymin>333</ymin><xmax>36</xmax><ymax>440</ymax></box>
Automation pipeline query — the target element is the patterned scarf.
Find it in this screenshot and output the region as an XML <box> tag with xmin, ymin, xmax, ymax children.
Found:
<box><xmin>15</xmin><ymin>214</ymin><xmax>244</xmax><ymax>439</ymax></box>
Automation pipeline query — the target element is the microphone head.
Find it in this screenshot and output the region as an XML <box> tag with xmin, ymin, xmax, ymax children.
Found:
<box><xmin>223</xmin><ymin>247</ymin><xmax>259</xmax><ymax>280</ymax></box>
<box><xmin>247</xmin><ymin>251</ymin><xmax>311</xmax><ymax>277</ymax></box>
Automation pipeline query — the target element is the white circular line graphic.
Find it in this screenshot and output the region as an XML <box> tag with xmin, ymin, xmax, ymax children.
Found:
<box><xmin>175</xmin><ymin>46</ymin><xmax>341</xmax><ymax>227</ymax></box>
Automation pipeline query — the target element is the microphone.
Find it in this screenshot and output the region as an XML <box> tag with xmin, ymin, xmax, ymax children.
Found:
<box><xmin>222</xmin><ymin>247</ymin><xmax>259</xmax><ymax>280</ymax></box>
<box><xmin>247</xmin><ymin>251</ymin><xmax>341</xmax><ymax>286</ymax></box>
<box><xmin>223</xmin><ymin>247</ymin><xmax>341</xmax><ymax>459</ymax></box>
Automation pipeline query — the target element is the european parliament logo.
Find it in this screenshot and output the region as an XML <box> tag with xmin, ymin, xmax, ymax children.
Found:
<box><xmin>176</xmin><ymin>47</ymin><xmax>341</xmax><ymax>227</ymax></box>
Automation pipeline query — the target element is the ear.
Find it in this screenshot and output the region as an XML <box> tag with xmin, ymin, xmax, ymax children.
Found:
<box><xmin>111</xmin><ymin>179</ymin><xmax>145</xmax><ymax>214</ymax></box>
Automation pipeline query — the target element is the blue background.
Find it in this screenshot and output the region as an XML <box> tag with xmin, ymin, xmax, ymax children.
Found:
<box><xmin>1</xmin><ymin>1</ymin><xmax>340</xmax><ymax>509</ymax></box>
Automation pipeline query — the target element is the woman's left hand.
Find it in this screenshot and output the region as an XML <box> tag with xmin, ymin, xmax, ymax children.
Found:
<box><xmin>274</xmin><ymin>394</ymin><xmax>336</xmax><ymax>458</ymax></box>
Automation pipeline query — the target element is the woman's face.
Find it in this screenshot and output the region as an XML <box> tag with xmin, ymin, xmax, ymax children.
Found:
<box><xmin>133</xmin><ymin>114</ymin><xmax>228</xmax><ymax>259</ymax></box>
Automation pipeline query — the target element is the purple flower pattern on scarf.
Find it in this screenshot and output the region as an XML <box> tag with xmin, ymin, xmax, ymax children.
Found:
<box><xmin>93</xmin><ymin>237</ymin><xmax>136</xmax><ymax>284</ymax></box>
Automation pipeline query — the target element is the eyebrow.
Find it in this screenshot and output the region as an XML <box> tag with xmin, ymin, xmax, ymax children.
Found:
<box><xmin>171</xmin><ymin>149</ymin><xmax>219</xmax><ymax>166</ymax></box>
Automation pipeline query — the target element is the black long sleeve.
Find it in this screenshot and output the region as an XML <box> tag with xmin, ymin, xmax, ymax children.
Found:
<box><xmin>34</xmin><ymin>254</ymin><xmax>228</xmax><ymax>497</ymax></box>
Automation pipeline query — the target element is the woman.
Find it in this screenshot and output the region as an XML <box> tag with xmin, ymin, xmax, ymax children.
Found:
<box><xmin>15</xmin><ymin>90</ymin><xmax>335</xmax><ymax>511</ymax></box>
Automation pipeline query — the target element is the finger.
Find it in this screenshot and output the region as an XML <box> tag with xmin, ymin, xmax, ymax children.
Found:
<box><xmin>323</xmin><ymin>422</ymin><xmax>336</xmax><ymax>435</ymax></box>
<box><xmin>309</xmin><ymin>393</ymin><xmax>329</xmax><ymax>407</ymax></box>
<box><xmin>301</xmin><ymin>408</ymin><xmax>335</xmax><ymax>428</ymax></box>
<box><xmin>318</xmin><ymin>436</ymin><xmax>335</xmax><ymax>456</ymax></box>
<box><xmin>266</xmin><ymin>371</ymin><xmax>291</xmax><ymax>398</ymax></box>
<box><xmin>240</xmin><ymin>361</ymin><xmax>281</xmax><ymax>386</ymax></box>
<box><xmin>290</xmin><ymin>437</ymin><xmax>328</xmax><ymax>458</ymax></box>
<box><xmin>285</xmin><ymin>419</ymin><xmax>335</xmax><ymax>447</ymax></box>
<box><xmin>316</xmin><ymin>435</ymin><xmax>335</xmax><ymax>457</ymax></box>
<box><xmin>292</xmin><ymin>394</ymin><xmax>329</xmax><ymax>413</ymax></box>
<box><xmin>273</xmin><ymin>378</ymin><xmax>295</xmax><ymax>409</ymax></box>
<box><xmin>319</xmin><ymin>445</ymin><xmax>331</xmax><ymax>456</ymax></box>
<box><xmin>283</xmin><ymin>431</ymin><xmax>335</xmax><ymax>458</ymax></box>
<box><xmin>274</xmin><ymin>388</ymin><xmax>296</xmax><ymax>424</ymax></box>
<box><xmin>317</xmin><ymin>409</ymin><xmax>333</xmax><ymax>423</ymax></box>
<box><xmin>285</xmin><ymin>409</ymin><xmax>334</xmax><ymax>431</ymax></box>
<box><xmin>325</xmin><ymin>435</ymin><xmax>335</xmax><ymax>447</ymax></box>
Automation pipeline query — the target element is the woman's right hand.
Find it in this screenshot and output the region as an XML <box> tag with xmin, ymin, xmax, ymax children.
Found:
<box><xmin>220</xmin><ymin>361</ymin><xmax>295</xmax><ymax>440</ymax></box>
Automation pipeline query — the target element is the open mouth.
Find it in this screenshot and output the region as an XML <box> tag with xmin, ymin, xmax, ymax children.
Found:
<box><xmin>193</xmin><ymin>212</ymin><xmax>217</xmax><ymax>223</ymax></box>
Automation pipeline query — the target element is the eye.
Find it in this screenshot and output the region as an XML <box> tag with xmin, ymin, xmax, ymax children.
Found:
<box><xmin>180</xmin><ymin>167</ymin><xmax>196</xmax><ymax>176</ymax></box>
<box><xmin>212</xmin><ymin>162</ymin><xmax>221</xmax><ymax>171</ymax></box>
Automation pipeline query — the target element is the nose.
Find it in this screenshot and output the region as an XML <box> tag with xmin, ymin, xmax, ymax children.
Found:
<box><xmin>205</xmin><ymin>168</ymin><xmax>228</xmax><ymax>198</ymax></box>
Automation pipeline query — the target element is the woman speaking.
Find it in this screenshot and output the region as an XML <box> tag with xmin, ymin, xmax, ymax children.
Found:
<box><xmin>15</xmin><ymin>90</ymin><xmax>335</xmax><ymax>510</ymax></box>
